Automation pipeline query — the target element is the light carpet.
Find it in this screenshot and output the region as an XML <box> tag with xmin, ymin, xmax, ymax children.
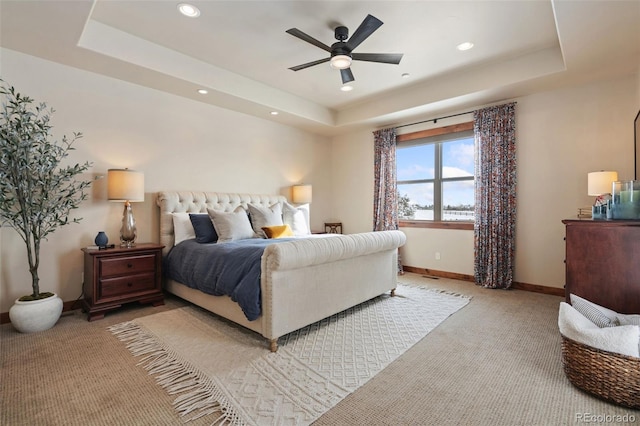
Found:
<box><xmin>109</xmin><ymin>284</ymin><xmax>470</xmax><ymax>425</ymax></box>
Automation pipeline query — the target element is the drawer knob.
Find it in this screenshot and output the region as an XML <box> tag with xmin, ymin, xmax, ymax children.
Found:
<box><xmin>127</xmin><ymin>263</ymin><xmax>133</xmax><ymax>268</ymax></box>
<box><xmin>127</xmin><ymin>282</ymin><xmax>133</xmax><ymax>287</ymax></box>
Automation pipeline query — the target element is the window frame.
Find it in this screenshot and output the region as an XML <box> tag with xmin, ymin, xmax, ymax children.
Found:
<box><xmin>397</xmin><ymin>121</ymin><xmax>475</xmax><ymax>230</ymax></box>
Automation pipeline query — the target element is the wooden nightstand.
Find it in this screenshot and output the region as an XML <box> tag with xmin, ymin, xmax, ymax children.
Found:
<box><xmin>81</xmin><ymin>243</ymin><xmax>164</xmax><ymax>321</ymax></box>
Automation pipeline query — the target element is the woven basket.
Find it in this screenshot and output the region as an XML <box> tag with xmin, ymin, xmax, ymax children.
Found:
<box><xmin>561</xmin><ymin>334</ymin><xmax>640</xmax><ymax>409</ymax></box>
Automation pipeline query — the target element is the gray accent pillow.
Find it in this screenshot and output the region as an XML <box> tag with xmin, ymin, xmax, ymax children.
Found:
<box><xmin>207</xmin><ymin>207</ymin><xmax>255</xmax><ymax>243</ymax></box>
<box><xmin>570</xmin><ymin>294</ymin><xmax>620</xmax><ymax>328</ymax></box>
<box><xmin>248</xmin><ymin>203</ymin><xmax>283</xmax><ymax>238</ymax></box>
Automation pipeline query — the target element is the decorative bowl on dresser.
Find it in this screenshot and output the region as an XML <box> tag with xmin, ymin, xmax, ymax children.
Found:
<box><xmin>81</xmin><ymin>243</ymin><xmax>164</xmax><ymax>321</ymax></box>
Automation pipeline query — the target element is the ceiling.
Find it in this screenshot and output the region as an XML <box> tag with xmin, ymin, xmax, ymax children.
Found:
<box><xmin>1</xmin><ymin>1</ymin><xmax>638</xmax><ymax>136</ymax></box>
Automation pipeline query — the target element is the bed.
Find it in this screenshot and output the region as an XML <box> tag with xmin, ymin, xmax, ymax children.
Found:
<box><xmin>157</xmin><ymin>191</ymin><xmax>406</xmax><ymax>351</ymax></box>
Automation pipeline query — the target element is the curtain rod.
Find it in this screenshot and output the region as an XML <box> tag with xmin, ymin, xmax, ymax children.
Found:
<box><xmin>395</xmin><ymin>101</ymin><xmax>518</xmax><ymax>129</ymax></box>
<box><xmin>395</xmin><ymin>110</ymin><xmax>475</xmax><ymax>129</ymax></box>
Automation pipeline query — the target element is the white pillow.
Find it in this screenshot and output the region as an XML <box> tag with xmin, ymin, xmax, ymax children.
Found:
<box><xmin>617</xmin><ymin>314</ymin><xmax>640</xmax><ymax>326</ymax></box>
<box><xmin>282</xmin><ymin>202</ymin><xmax>311</xmax><ymax>236</ymax></box>
<box><xmin>558</xmin><ymin>302</ymin><xmax>639</xmax><ymax>358</ymax></box>
<box><xmin>207</xmin><ymin>207</ymin><xmax>255</xmax><ymax>243</ymax></box>
<box><xmin>172</xmin><ymin>213</ymin><xmax>196</xmax><ymax>246</ymax></box>
<box><xmin>569</xmin><ymin>294</ymin><xmax>620</xmax><ymax>328</ymax></box>
<box><xmin>247</xmin><ymin>203</ymin><xmax>283</xmax><ymax>238</ymax></box>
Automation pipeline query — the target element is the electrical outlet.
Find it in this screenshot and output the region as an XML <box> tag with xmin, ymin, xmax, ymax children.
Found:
<box><xmin>435</xmin><ymin>252</ymin><xmax>441</xmax><ymax>260</ymax></box>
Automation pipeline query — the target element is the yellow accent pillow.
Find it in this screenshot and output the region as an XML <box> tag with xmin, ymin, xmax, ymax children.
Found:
<box><xmin>262</xmin><ymin>224</ymin><xmax>294</xmax><ymax>239</ymax></box>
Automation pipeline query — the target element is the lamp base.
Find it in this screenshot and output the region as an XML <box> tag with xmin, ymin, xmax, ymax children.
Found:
<box><xmin>120</xmin><ymin>201</ymin><xmax>137</xmax><ymax>247</ymax></box>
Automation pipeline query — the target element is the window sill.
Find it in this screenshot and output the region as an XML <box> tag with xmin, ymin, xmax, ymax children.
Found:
<box><xmin>399</xmin><ymin>220</ymin><xmax>474</xmax><ymax>230</ymax></box>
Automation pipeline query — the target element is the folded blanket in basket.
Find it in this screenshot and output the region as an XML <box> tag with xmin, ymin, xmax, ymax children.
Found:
<box><xmin>558</xmin><ymin>302</ymin><xmax>640</xmax><ymax>358</ymax></box>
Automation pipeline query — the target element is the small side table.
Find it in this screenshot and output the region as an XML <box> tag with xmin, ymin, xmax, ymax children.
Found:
<box><xmin>81</xmin><ymin>243</ymin><xmax>164</xmax><ymax>321</ymax></box>
<box><xmin>324</xmin><ymin>222</ymin><xmax>343</xmax><ymax>234</ymax></box>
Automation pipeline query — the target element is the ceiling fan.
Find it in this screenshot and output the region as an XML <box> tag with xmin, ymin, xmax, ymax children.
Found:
<box><xmin>286</xmin><ymin>14</ymin><xmax>403</xmax><ymax>84</ymax></box>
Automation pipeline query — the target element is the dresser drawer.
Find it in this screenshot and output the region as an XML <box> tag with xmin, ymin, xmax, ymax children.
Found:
<box><xmin>99</xmin><ymin>254</ymin><xmax>156</xmax><ymax>278</ymax></box>
<box><xmin>99</xmin><ymin>272</ymin><xmax>157</xmax><ymax>298</ymax></box>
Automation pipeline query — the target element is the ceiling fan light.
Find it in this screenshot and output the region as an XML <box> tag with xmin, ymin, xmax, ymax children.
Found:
<box><xmin>330</xmin><ymin>55</ymin><xmax>352</xmax><ymax>70</ymax></box>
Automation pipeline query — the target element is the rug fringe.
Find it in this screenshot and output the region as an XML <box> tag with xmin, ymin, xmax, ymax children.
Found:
<box><xmin>109</xmin><ymin>322</ymin><xmax>245</xmax><ymax>425</ymax></box>
<box><xmin>396</xmin><ymin>282</ymin><xmax>472</xmax><ymax>300</ymax></box>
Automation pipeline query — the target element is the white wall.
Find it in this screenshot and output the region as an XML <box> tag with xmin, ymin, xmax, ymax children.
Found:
<box><xmin>0</xmin><ymin>48</ymin><xmax>332</xmax><ymax>312</ymax></box>
<box><xmin>331</xmin><ymin>75</ymin><xmax>638</xmax><ymax>289</ymax></box>
<box><xmin>515</xmin><ymin>76</ymin><xmax>635</xmax><ymax>288</ymax></box>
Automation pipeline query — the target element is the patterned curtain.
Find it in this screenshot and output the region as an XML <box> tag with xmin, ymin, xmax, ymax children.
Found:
<box><xmin>473</xmin><ymin>103</ymin><xmax>517</xmax><ymax>289</ymax></box>
<box><xmin>373</xmin><ymin>127</ymin><xmax>403</xmax><ymax>273</ymax></box>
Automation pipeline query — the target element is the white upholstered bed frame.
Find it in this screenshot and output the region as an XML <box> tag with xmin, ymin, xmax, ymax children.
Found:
<box><xmin>157</xmin><ymin>191</ymin><xmax>406</xmax><ymax>351</ymax></box>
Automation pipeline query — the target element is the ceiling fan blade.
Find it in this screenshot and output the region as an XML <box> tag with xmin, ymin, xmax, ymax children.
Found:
<box><xmin>341</xmin><ymin>68</ymin><xmax>355</xmax><ymax>84</ymax></box>
<box><xmin>289</xmin><ymin>57</ymin><xmax>330</xmax><ymax>71</ymax></box>
<box><xmin>352</xmin><ymin>53</ymin><xmax>403</xmax><ymax>64</ymax></box>
<box><xmin>346</xmin><ymin>14</ymin><xmax>383</xmax><ymax>51</ymax></box>
<box><xmin>286</xmin><ymin>28</ymin><xmax>332</xmax><ymax>52</ymax></box>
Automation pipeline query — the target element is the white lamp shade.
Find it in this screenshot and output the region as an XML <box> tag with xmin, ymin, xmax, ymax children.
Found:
<box><xmin>292</xmin><ymin>184</ymin><xmax>312</xmax><ymax>204</ymax></box>
<box><xmin>587</xmin><ymin>171</ymin><xmax>618</xmax><ymax>196</ymax></box>
<box><xmin>107</xmin><ymin>169</ymin><xmax>145</xmax><ymax>202</ymax></box>
<box><xmin>330</xmin><ymin>55</ymin><xmax>352</xmax><ymax>70</ymax></box>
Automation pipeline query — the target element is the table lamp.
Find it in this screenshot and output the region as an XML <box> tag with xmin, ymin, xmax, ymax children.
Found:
<box><xmin>108</xmin><ymin>169</ymin><xmax>144</xmax><ymax>247</ymax></box>
<box><xmin>292</xmin><ymin>184</ymin><xmax>312</xmax><ymax>204</ymax></box>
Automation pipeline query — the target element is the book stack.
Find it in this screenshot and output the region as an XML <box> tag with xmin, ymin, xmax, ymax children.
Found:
<box><xmin>577</xmin><ymin>207</ymin><xmax>592</xmax><ymax>219</ymax></box>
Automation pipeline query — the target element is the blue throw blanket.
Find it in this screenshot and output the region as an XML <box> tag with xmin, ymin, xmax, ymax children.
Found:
<box><xmin>164</xmin><ymin>238</ymin><xmax>293</xmax><ymax>321</ymax></box>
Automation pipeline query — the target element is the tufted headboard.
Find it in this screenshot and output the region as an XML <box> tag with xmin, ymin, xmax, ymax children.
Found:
<box><xmin>156</xmin><ymin>191</ymin><xmax>287</xmax><ymax>256</ymax></box>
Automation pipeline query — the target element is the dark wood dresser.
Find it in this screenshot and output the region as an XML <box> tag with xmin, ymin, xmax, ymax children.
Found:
<box><xmin>563</xmin><ymin>219</ymin><xmax>640</xmax><ymax>314</ymax></box>
<box><xmin>82</xmin><ymin>243</ymin><xmax>164</xmax><ymax>321</ymax></box>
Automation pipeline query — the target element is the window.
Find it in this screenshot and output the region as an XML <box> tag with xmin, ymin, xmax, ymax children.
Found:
<box><xmin>397</xmin><ymin>122</ymin><xmax>475</xmax><ymax>228</ymax></box>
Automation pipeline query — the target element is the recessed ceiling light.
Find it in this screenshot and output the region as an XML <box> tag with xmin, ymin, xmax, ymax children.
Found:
<box><xmin>270</xmin><ymin>111</ymin><xmax>279</xmax><ymax>115</ymax></box>
<box><xmin>340</xmin><ymin>85</ymin><xmax>354</xmax><ymax>92</ymax></box>
<box><xmin>197</xmin><ymin>89</ymin><xmax>208</xmax><ymax>94</ymax></box>
<box><xmin>178</xmin><ymin>3</ymin><xmax>200</xmax><ymax>18</ymax></box>
<box><xmin>401</xmin><ymin>73</ymin><xmax>410</xmax><ymax>79</ymax></box>
<box><xmin>456</xmin><ymin>42</ymin><xmax>474</xmax><ymax>51</ymax></box>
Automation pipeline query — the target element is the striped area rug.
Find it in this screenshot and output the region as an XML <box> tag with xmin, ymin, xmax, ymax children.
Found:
<box><xmin>109</xmin><ymin>284</ymin><xmax>470</xmax><ymax>425</ymax></box>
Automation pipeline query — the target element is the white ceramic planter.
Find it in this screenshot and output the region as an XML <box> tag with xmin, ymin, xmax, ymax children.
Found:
<box><xmin>9</xmin><ymin>293</ymin><xmax>63</xmax><ymax>333</ymax></box>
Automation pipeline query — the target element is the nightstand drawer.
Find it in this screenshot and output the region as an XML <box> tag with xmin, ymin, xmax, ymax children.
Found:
<box><xmin>100</xmin><ymin>273</ymin><xmax>157</xmax><ymax>298</ymax></box>
<box><xmin>99</xmin><ymin>254</ymin><xmax>156</xmax><ymax>278</ymax></box>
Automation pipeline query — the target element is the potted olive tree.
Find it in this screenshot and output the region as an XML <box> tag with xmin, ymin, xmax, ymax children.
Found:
<box><xmin>0</xmin><ymin>81</ymin><xmax>92</xmax><ymax>332</ymax></box>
